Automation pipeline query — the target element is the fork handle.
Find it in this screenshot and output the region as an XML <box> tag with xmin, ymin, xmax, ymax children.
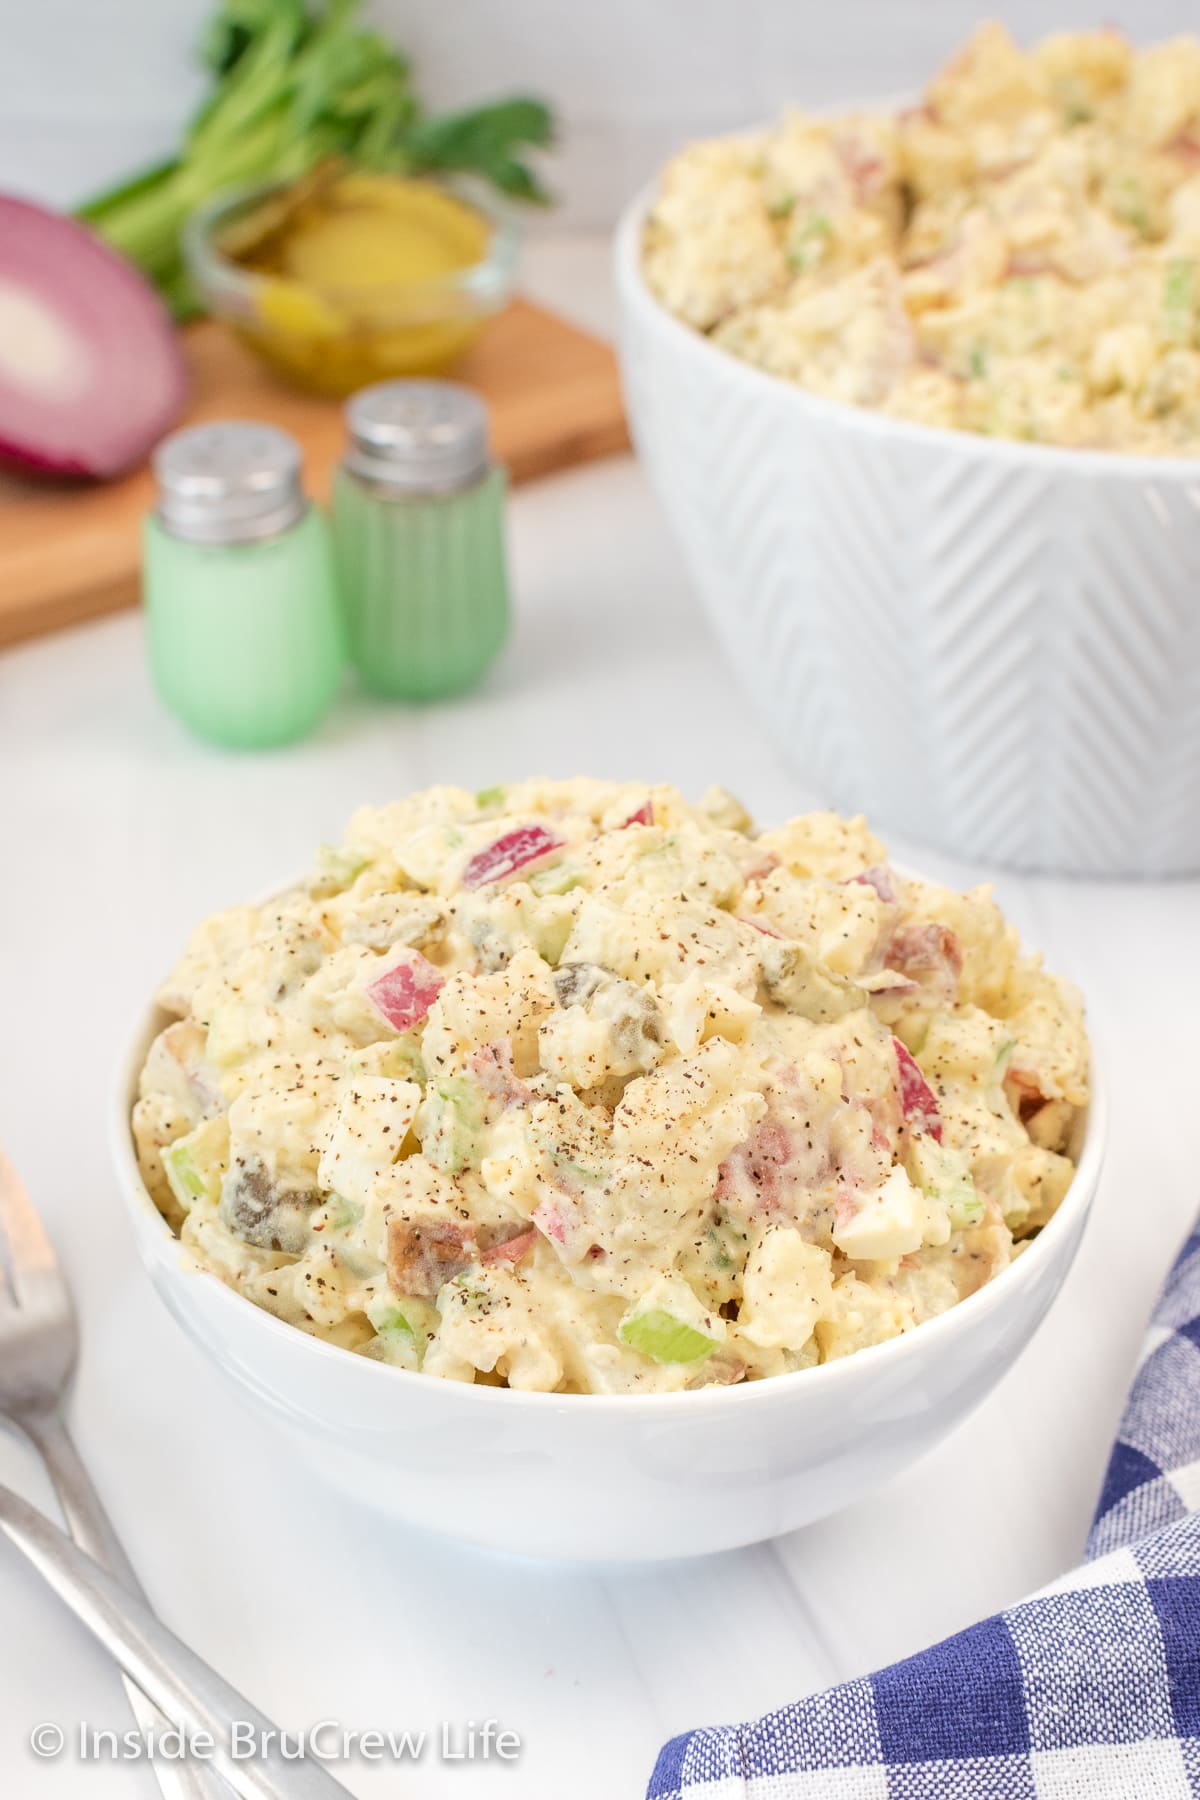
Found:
<box><xmin>24</xmin><ymin>1411</ymin><xmax>233</xmax><ymax>1800</ymax></box>
<box><xmin>25</xmin><ymin>1410</ymin><xmax>148</xmax><ymax>1594</ymax></box>
<box><xmin>0</xmin><ymin>1479</ymin><xmax>352</xmax><ymax>1800</ymax></box>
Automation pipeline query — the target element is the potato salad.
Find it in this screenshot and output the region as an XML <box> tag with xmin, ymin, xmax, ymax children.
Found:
<box><xmin>133</xmin><ymin>780</ymin><xmax>1089</xmax><ymax>1394</ymax></box>
<box><xmin>644</xmin><ymin>23</ymin><xmax>1200</xmax><ymax>453</ymax></box>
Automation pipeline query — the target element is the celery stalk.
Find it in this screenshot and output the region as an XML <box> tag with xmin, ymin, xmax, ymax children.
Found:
<box><xmin>76</xmin><ymin>0</ymin><xmax>554</xmax><ymax>319</ymax></box>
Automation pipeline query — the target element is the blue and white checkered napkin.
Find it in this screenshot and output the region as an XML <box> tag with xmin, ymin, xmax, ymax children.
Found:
<box><xmin>649</xmin><ymin>1220</ymin><xmax>1200</xmax><ymax>1800</ymax></box>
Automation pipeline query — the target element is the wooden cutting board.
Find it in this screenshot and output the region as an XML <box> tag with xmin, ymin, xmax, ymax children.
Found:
<box><xmin>0</xmin><ymin>299</ymin><xmax>629</xmax><ymax>650</ymax></box>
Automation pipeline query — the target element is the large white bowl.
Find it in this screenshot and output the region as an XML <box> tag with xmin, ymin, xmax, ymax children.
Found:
<box><xmin>112</xmin><ymin>1002</ymin><xmax>1106</xmax><ymax>1563</ymax></box>
<box><xmin>615</xmin><ymin>185</ymin><xmax>1200</xmax><ymax>876</ymax></box>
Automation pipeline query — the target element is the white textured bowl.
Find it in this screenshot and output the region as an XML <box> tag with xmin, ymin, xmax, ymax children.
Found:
<box><xmin>112</xmin><ymin>1002</ymin><xmax>1106</xmax><ymax>1562</ymax></box>
<box><xmin>615</xmin><ymin>185</ymin><xmax>1200</xmax><ymax>875</ymax></box>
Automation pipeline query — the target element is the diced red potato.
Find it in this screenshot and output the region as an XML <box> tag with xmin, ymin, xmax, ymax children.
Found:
<box><xmin>621</xmin><ymin>802</ymin><xmax>654</xmax><ymax>828</ymax></box>
<box><xmin>480</xmin><ymin>1228</ymin><xmax>537</xmax><ymax>1268</ymax></box>
<box><xmin>461</xmin><ymin>825</ymin><xmax>564</xmax><ymax>890</ymax></box>
<box><xmin>860</xmin><ymin>1100</ymin><xmax>896</xmax><ymax>1156</ymax></box>
<box><xmin>468</xmin><ymin>1039</ymin><xmax>533</xmax><ymax>1107</ymax></box>
<box><xmin>1168</xmin><ymin>129</ymin><xmax>1200</xmax><ymax>169</ymax></box>
<box><xmin>530</xmin><ymin>1194</ymin><xmax>598</xmax><ymax>1264</ymax></box>
<box><xmin>892</xmin><ymin>1036</ymin><xmax>943</xmax><ymax>1142</ymax></box>
<box><xmin>532</xmin><ymin>1199</ymin><xmax>567</xmax><ymax>1245</ymax></box>
<box><xmin>143</xmin><ymin>1019</ymin><xmax>224</xmax><ymax>1119</ymax></box>
<box><xmin>716</xmin><ymin>1118</ymin><xmax>809</xmax><ymax>1216</ymax></box>
<box><xmin>387</xmin><ymin>1216</ymin><xmax>477</xmax><ymax>1297</ymax></box>
<box><xmin>738</xmin><ymin>915</ymin><xmax>784</xmax><ymax>938</ymax></box>
<box><xmin>885</xmin><ymin>922</ymin><xmax>963</xmax><ymax>1004</ymax></box>
<box><xmin>847</xmin><ymin>865</ymin><xmax>899</xmax><ymax>904</ymax></box>
<box><xmin>1005</xmin><ymin>1063</ymin><xmax>1051</xmax><ymax>1124</ymax></box>
<box><xmin>366</xmin><ymin>950</ymin><xmax>445</xmax><ymax>1032</ymax></box>
<box><xmin>834</xmin><ymin>131</ymin><xmax>887</xmax><ymax>201</ymax></box>
<box><xmin>859</xmin><ymin>969</ymin><xmax>919</xmax><ymax>998</ymax></box>
<box><xmin>833</xmin><ymin>1189</ymin><xmax>860</xmax><ymax>1232</ymax></box>
<box><xmin>689</xmin><ymin>1352</ymin><xmax>748</xmax><ymax>1389</ymax></box>
<box><xmin>1006</xmin><ymin>251</ymin><xmax>1053</xmax><ymax>277</ymax></box>
<box><xmin>743</xmin><ymin>852</ymin><xmax>781</xmax><ymax>883</ymax></box>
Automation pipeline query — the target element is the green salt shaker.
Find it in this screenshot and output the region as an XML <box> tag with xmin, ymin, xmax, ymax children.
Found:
<box><xmin>144</xmin><ymin>423</ymin><xmax>343</xmax><ymax>749</ymax></box>
<box><xmin>332</xmin><ymin>382</ymin><xmax>509</xmax><ymax>700</ymax></box>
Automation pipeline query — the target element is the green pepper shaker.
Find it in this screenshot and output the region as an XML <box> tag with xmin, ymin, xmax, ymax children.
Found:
<box><xmin>144</xmin><ymin>423</ymin><xmax>343</xmax><ymax>749</ymax></box>
<box><xmin>332</xmin><ymin>381</ymin><xmax>510</xmax><ymax>700</ymax></box>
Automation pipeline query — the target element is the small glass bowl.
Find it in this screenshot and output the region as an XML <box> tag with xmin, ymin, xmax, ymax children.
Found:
<box><xmin>185</xmin><ymin>173</ymin><xmax>520</xmax><ymax>397</ymax></box>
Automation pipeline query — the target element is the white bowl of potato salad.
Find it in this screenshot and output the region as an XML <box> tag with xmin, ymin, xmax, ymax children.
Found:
<box><xmin>615</xmin><ymin>22</ymin><xmax>1200</xmax><ymax>875</ymax></box>
<box><xmin>116</xmin><ymin>780</ymin><xmax>1103</xmax><ymax>1560</ymax></box>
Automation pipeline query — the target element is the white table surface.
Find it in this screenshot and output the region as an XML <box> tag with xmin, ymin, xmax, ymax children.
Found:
<box><xmin>1</xmin><ymin>238</ymin><xmax>1198</xmax><ymax>1800</ymax></box>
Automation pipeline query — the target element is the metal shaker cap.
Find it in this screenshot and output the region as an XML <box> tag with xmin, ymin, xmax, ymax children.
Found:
<box><xmin>343</xmin><ymin>381</ymin><xmax>490</xmax><ymax>494</ymax></box>
<box><xmin>153</xmin><ymin>423</ymin><xmax>307</xmax><ymax>544</ymax></box>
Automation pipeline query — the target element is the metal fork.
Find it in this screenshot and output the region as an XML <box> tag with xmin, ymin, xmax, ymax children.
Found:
<box><xmin>0</xmin><ymin>1145</ymin><xmax>228</xmax><ymax>1800</ymax></box>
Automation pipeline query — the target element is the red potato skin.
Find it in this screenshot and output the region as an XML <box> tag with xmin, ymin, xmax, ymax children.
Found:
<box><xmin>365</xmin><ymin>951</ymin><xmax>445</xmax><ymax>1033</ymax></box>
<box><xmin>387</xmin><ymin>1217</ymin><xmax>477</xmax><ymax>1297</ymax></box>
<box><xmin>461</xmin><ymin>825</ymin><xmax>564</xmax><ymax>890</ymax></box>
<box><xmin>892</xmin><ymin>1037</ymin><xmax>943</xmax><ymax>1141</ymax></box>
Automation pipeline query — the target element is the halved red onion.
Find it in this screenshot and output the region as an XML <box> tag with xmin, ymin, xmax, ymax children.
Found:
<box><xmin>0</xmin><ymin>195</ymin><xmax>186</xmax><ymax>479</ymax></box>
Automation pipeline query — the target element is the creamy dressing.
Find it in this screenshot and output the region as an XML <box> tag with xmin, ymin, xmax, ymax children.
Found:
<box><xmin>133</xmin><ymin>779</ymin><xmax>1089</xmax><ymax>1393</ymax></box>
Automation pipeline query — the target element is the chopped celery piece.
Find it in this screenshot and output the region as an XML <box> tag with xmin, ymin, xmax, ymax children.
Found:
<box><xmin>162</xmin><ymin>1115</ymin><xmax>229</xmax><ymax>1213</ymax></box>
<box><xmin>529</xmin><ymin>861</ymin><xmax>583</xmax><ymax>897</ymax></box>
<box><xmin>326</xmin><ymin>1196</ymin><xmax>364</xmax><ymax>1233</ymax></box>
<box><xmin>475</xmin><ymin>785</ymin><xmax>506</xmax><ymax>810</ymax></box>
<box><xmin>619</xmin><ymin>1275</ymin><xmax>722</xmax><ymax>1365</ymax></box>
<box><xmin>422</xmin><ymin>1075</ymin><xmax>488</xmax><ymax>1173</ymax></box>
<box><xmin>787</xmin><ymin>213</ymin><xmax>833</xmax><ymax>273</ymax></box>
<box><xmin>367</xmin><ymin>1298</ymin><xmax>416</xmax><ymax>1340</ymax></box>
<box><xmin>204</xmin><ymin>1008</ymin><xmax>257</xmax><ymax>1068</ymax></box>
<box><xmin>533</xmin><ymin>901</ymin><xmax>575</xmax><ymax>966</ymax></box>
<box><xmin>552</xmin><ymin>1153</ymin><xmax>605</xmax><ymax>1187</ymax></box>
<box><xmin>312</xmin><ymin>843</ymin><xmax>371</xmax><ymax>895</ymax></box>
<box><xmin>1112</xmin><ymin>176</ymin><xmax>1150</xmax><ymax>236</ymax></box>
<box><xmin>618</xmin><ymin>1309</ymin><xmax>717</xmax><ymax>1365</ymax></box>
<box><xmin>1165</xmin><ymin>260</ymin><xmax>1197</xmax><ymax>342</ymax></box>
<box><xmin>908</xmin><ymin>1136</ymin><xmax>984</xmax><ymax>1230</ymax></box>
<box><xmin>366</xmin><ymin>1296</ymin><xmax>426</xmax><ymax>1369</ymax></box>
<box><xmin>348</xmin><ymin>1036</ymin><xmax>427</xmax><ymax>1085</ymax></box>
<box><xmin>947</xmin><ymin>1184</ymin><xmax>984</xmax><ymax>1229</ymax></box>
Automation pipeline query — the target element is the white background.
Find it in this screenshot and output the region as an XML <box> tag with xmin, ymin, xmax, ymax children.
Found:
<box><xmin>2</xmin><ymin>6</ymin><xmax>1200</xmax><ymax>1799</ymax></box>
